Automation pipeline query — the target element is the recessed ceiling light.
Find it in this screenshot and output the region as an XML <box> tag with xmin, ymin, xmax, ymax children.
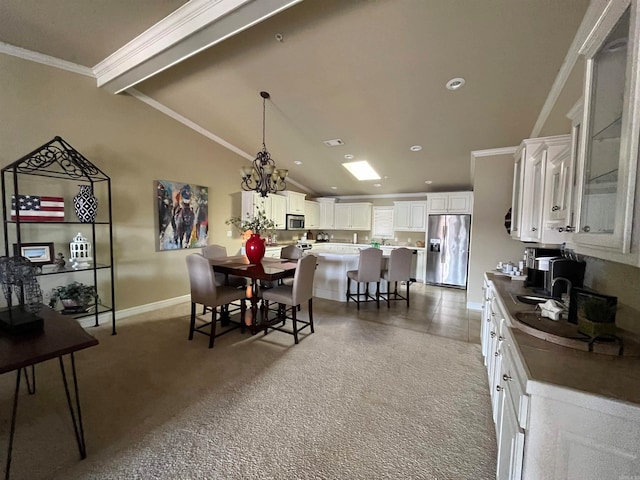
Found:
<box><xmin>293</xmin><ymin>160</ymin><xmax>302</xmax><ymax>165</ymax></box>
<box><xmin>410</xmin><ymin>145</ymin><xmax>422</xmax><ymax>152</ymax></box>
<box><xmin>446</xmin><ymin>77</ymin><xmax>465</xmax><ymax>90</ymax></box>
<box><xmin>373</xmin><ymin>183</ymin><xmax>381</xmax><ymax>187</ymax></box>
<box><xmin>342</xmin><ymin>161</ymin><xmax>381</xmax><ymax>181</ymax></box>
<box><xmin>331</xmin><ymin>186</ymin><xmax>337</xmax><ymax>190</ymax></box>
<box><xmin>425</xmin><ymin>180</ymin><xmax>433</xmax><ymax>184</ymax></box>
<box><xmin>383</xmin><ymin>176</ymin><xmax>389</xmax><ymax>179</ymax></box>
<box><xmin>344</xmin><ymin>154</ymin><xmax>354</xmax><ymax>160</ymax></box>
<box><xmin>323</xmin><ymin>138</ymin><xmax>344</xmax><ymax>147</ymax></box>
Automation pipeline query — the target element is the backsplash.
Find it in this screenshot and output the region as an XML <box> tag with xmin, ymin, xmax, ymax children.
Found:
<box><xmin>583</xmin><ymin>256</ymin><xmax>640</xmax><ymax>334</ymax></box>
<box><xmin>275</xmin><ymin>229</ymin><xmax>425</xmax><ymax>246</ymax></box>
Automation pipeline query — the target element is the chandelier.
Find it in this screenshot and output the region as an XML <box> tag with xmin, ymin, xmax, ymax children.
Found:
<box><xmin>240</xmin><ymin>91</ymin><xmax>288</xmax><ymax>197</ymax></box>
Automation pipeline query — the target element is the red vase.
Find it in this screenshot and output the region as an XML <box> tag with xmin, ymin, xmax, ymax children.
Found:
<box><xmin>245</xmin><ymin>233</ymin><xmax>266</xmax><ymax>264</ymax></box>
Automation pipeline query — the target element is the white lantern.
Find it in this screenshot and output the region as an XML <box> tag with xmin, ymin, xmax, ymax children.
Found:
<box><xmin>70</xmin><ymin>232</ymin><xmax>93</xmax><ymax>269</ymax></box>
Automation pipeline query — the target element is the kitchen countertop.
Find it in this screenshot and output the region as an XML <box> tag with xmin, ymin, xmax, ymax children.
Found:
<box><xmin>486</xmin><ymin>272</ymin><xmax>640</xmax><ymax>407</ymax></box>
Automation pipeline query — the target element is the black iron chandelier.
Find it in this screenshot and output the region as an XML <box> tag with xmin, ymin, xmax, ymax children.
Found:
<box><xmin>240</xmin><ymin>91</ymin><xmax>288</xmax><ymax>197</ymax></box>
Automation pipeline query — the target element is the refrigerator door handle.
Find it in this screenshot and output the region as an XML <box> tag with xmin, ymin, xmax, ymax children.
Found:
<box><xmin>441</xmin><ymin>224</ymin><xmax>447</xmax><ymax>263</ymax></box>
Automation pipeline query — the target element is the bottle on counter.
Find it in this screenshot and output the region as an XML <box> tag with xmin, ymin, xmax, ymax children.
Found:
<box><xmin>307</xmin><ymin>230</ymin><xmax>314</xmax><ymax>240</ymax></box>
<box><xmin>353</xmin><ymin>232</ymin><xmax>358</xmax><ymax>244</ymax></box>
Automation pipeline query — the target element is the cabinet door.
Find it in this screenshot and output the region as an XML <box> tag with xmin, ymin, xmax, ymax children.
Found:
<box><xmin>427</xmin><ymin>194</ymin><xmax>448</xmax><ymax>213</ymax></box>
<box><xmin>447</xmin><ymin>193</ymin><xmax>471</xmax><ymax>213</ymax></box>
<box><xmin>496</xmin><ymin>390</ymin><xmax>525</xmax><ymax>480</ymax></box>
<box><xmin>271</xmin><ymin>194</ymin><xmax>287</xmax><ymax>229</ymax></box>
<box><xmin>393</xmin><ymin>202</ymin><xmax>411</xmax><ymax>230</ymax></box>
<box><xmin>319</xmin><ymin>202</ymin><xmax>335</xmax><ymax>229</ymax></box>
<box><xmin>304</xmin><ymin>201</ymin><xmax>320</xmax><ymax>229</ymax></box>
<box><xmin>511</xmin><ymin>151</ymin><xmax>525</xmax><ymax>239</ymax></box>
<box><xmin>334</xmin><ymin>204</ymin><xmax>351</xmax><ymax>229</ymax></box>
<box><xmin>372</xmin><ymin>206</ymin><xmax>394</xmax><ymax>238</ymax></box>
<box><xmin>350</xmin><ymin>204</ymin><xmax>372</xmax><ymax>230</ymax></box>
<box><xmin>573</xmin><ymin>3</ymin><xmax>638</xmax><ymax>255</ymax></box>
<box><xmin>409</xmin><ymin>202</ymin><xmax>427</xmax><ymax>230</ymax></box>
<box><xmin>521</xmin><ymin>146</ymin><xmax>546</xmax><ymax>242</ymax></box>
<box><xmin>416</xmin><ymin>250</ymin><xmax>425</xmax><ymax>282</ymax></box>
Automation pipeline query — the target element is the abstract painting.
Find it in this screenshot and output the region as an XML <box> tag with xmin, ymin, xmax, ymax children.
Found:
<box><xmin>155</xmin><ymin>180</ymin><xmax>208</xmax><ymax>251</ymax></box>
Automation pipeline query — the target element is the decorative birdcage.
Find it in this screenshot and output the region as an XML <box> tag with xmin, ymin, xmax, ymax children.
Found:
<box><xmin>70</xmin><ymin>232</ymin><xmax>93</xmax><ymax>269</ymax></box>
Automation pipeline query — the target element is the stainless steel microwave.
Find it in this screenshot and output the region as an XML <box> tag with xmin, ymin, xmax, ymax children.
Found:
<box><xmin>286</xmin><ymin>214</ymin><xmax>305</xmax><ymax>230</ymax></box>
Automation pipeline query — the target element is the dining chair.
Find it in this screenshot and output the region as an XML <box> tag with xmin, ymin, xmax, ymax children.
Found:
<box><xmin>201</xmin><ymin>244</ymin><xmax>247</xmax><ymax>287</ymax></box>
<box><xmin>261</xmin><ymin>254</ymin><xmax>317</xmax><ymax>344</ymax></box>
<box><xmin>381</xmin><ymin>247</ymin><xmax>413</xmax><ymax>307</ymax></box>
<box><xmin>280</xmin><ymin>245</ymin><xmax>304</xmax><ymax>287</ymax></box>
<box><xmin>346</xmin><ymin>248</ymin><xmax>383</xmax><ymax>309</ymax></box>
<box><xmin>185</xmin><ymin>253</ymin><xmax>246</xmax><ymax>348</ymax></box>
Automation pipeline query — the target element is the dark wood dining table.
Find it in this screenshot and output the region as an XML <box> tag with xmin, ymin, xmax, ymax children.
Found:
<box><xmin>0</xmin><ymin>306</ymin><xmax>99</xmax><ymax>480</ymax></box>
<box><xmin>208</xmin><ymin>255</ymin><xmax>298</xmax><ymax>334</ymax></box>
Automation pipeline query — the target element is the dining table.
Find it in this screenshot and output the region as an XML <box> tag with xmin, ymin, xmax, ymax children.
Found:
<box><xmin>208</xmin><ymin>255</ymin><xmax>298</xmax><ymax>334</ymax></box>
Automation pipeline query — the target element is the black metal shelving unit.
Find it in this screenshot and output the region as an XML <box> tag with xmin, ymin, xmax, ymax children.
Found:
<box><xmin>1</xmin><ymin>136</ymin><xmax>116</xmax><ymax>334</ymax></box>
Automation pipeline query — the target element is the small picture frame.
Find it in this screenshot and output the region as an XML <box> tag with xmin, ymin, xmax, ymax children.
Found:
<box><xmin>13</xmin><ymin>242</ymin><xmax>55</xmax><ymax>265</ymax></box>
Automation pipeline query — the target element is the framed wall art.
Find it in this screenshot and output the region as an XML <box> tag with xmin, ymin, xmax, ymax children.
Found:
<box><xmin>13</xmin><ymin>242</ymin><xmax>55</xmax><ymax>264</ymax></box>
<box><xmin>155</xmin><ymin>180</ymin><xmax>208</xmax><ymax>251</ymax></box>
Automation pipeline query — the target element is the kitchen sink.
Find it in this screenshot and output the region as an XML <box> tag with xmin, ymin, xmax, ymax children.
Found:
<box><xmin>513</xmin><ymin>294</ymin><xmax>552</xmax><ymax>305</ymax></box>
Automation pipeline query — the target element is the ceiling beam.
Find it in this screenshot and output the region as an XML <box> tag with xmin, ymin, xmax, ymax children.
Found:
<box><xmin>94</xmin><ymin>0</ymin><xmax>302</xmax><ymax>94</ymax></box>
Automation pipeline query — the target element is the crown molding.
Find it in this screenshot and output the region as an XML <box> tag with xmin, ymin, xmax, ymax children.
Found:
<box><xmin>0</xmin><ymin>42</ymin><xmax>93</xmax><ymax>77</ymax></box>
<box><xmin>470</xmin><ymin>147</ymin><xmax>518</xmax><ymax>158</ymax></box>
<box><xmin>94</xmin><ymin>0</ymin><xmax>302</xmax><ymax>93</ymax></box>
<box><xmin>530</xmin><ymin>0</ymin><xmax>610</xmax><ymax>138</ymax></box>
<box><xmin>329</xmin><ymin>192</ymin><xmax>429</xmax><ymax>201</ymax></box>
<box><xmin>128</xmin><ymin>89</ymin><xmax>315</xmax><ymax>196</ymax></box>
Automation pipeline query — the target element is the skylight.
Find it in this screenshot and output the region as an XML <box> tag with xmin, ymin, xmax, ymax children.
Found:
<box><xmin>342</xmin><ymin>161</ymin><xmax>380</xmax><ymax>181</ymax></box>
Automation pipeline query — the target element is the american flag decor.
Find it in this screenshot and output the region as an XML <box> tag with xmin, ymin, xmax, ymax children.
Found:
<box><xmin>11</xmin><ymin>195</ymin><xmax>65</xmax><ymax>222</ymax></box>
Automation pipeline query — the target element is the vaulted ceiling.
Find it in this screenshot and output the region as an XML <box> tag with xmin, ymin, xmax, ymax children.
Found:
<box><xmin>0</xmin><ymin>0</ymin><xmax>590</xmax><ymax>197</ymax></box>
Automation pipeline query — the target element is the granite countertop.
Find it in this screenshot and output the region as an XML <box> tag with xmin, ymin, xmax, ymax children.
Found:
<box><xmin>486</xmin><ymin>272</ymin><xmax>640</xmax><ymax>408</ymax></box>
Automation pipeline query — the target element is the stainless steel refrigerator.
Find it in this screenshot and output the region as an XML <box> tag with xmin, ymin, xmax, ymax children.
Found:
<box><xmin>425</xmin><ymin>214</ymin><xmax>471</xmax><ymax>288</ymax></box>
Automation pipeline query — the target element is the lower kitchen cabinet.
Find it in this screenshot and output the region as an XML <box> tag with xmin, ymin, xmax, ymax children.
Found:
<box><xmin>482</xmin><ymin>273</ymin><xmax>640</xmax><ymax>479</ymax></box>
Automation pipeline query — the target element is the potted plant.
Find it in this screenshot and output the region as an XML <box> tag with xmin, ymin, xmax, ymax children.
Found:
<box><xmin>49</xmin><ymin>281</ymin><xmax>98</xmax><ymax>312</ymax></box>
<box><xmin>226</xmin><ymin>207</ymin><xmax>276</xmax><ymax>264</ymax></box>
<box><xmin>577</xmin><ymin>297</ymin><xmax>617</xmax><ymax>338</ymax></box>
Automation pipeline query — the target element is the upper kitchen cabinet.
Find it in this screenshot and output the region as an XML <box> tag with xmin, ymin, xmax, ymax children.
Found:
<box><xmin>279</xmin><ymin>191</ymin><xmax>306</xmax><ymax>215</ymax></box>
<box><xmin>270</xmin><ymin>193</ymin><xmax>287</xmax><ymax>230</ymax></box>
<box><xmin>334</xmin><ymin>202</ymin><xmax>372</xmax><ymax>230</ymax></box>
<box><xmin>304</xmin><ymin>200</ymin><xmax>320</xmax><ymax>229</ymax></box>
<box><xmin>317</xmin><ymin>197</ymin><xmax>335</xmax><ymax>230</ymax></box>
<box><xmin>570</xmin><ymin>1</ymin><xmax>640</xmax><ymax>264</ymax></box>
<box><xmin>427</xmin><ymin>192</ymin><xmax>473</xmax><ymax>214</ymax></box>
<box><xmin>241</xmin><ymin>191</ymin><xmax>272</xmax><ymax>222</ymax></box>
<box><xmin>393</xmin><ymin>201</ymin><xmax>427</xmax><ymax>232</ymax></box>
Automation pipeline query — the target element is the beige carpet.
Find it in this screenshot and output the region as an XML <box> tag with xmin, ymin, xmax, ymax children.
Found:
<box><xmin>0</xmin><ymin>302</ymin><xmax>496</xmax><ymax>479</ymax></box>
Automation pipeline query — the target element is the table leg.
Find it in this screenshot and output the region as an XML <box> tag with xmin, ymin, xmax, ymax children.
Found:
<box><xmin>4</xmin><ymin>369</ymin><xmax>22</xmax><ymax>480</ymax></box>
<box><xmin>22</xmin><ymin>366</ymin><xmax>35</xmax><ymax>395</ymax></box>
<box><xmin>58</xmin><ymin>353</ymin><xmax>88</xmax><ymax>459</ymax></box>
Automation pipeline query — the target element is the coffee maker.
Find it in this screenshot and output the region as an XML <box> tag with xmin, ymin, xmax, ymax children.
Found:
<box><xmin>545</xmin><ymin>257</ymin><xmax>586</xmax><ymax>298</ymax></box>
<box><xmin>523</xmin><ymin>246</ymin><xmax>561</xmax><ymax>290</ymax></box>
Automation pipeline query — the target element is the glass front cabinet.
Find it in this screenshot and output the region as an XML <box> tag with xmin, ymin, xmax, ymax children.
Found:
<box><xmin>571</xmin><ymin>0</ymin><xmax>640</xmax><ymax>265</ymax></box>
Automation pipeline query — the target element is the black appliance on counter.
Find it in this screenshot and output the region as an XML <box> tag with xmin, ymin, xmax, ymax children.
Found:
<box><xmin>545</xmin><ymin>257</ymin><xmax>586</xmax><ymax>298</ymax></box>
<box><xmin>524</xmin><ymin>246</ymin><xmax>561</xmax><ymax>289</ymax></box>
<box><xmin>568</xmin><ymin>287</ymin><xmax>617</xmax><ymax>326</ymax></box>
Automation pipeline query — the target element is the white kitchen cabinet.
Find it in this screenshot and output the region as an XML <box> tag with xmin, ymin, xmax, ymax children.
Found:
<box><xmin>279</xmin><ymin>191</ymin><xmax>306</xmax><ymax>215</ymax></box>
<box><xmin>512</xmin><ymin>139</ymin><xmax>544</xmax><ymax>241</ymax></box>
<box><xmin>372</xmin><ymin>206</ymin><xmax>394</xmax><ymax>238</ymax></box>
<box><xmin>510</xmin><ymin>149</ymin><xmax>525</xmax><ymax>239</ymax></box>
<box><xmin>393</xmin><ymin>201</ymin><xmax>427</xmax><ymax>231</ymax></box>
<box><xmin>304</xmin><ymin>200</ymin><xmax>320</xmax><ymax>229</ymax></box>
<box><xmin>317</xmin><ymin>197</ymin><xmax>335</xmax><ymax>230</ymax></box>
<box><xmin>415</xmin><ymin>250</ymin><xmax>425</xmax><ymax>282</ymax></box>
<box><xmin>270</xmin><ymin>194</ymin><xmax>287</xmax><ymax>230</ymax></box>
<box><xmin>427</xmin><ymin>192</ymin><xmax>473</xmax><ymax>214</ymax></box>
<box><xmin>334</xmin><ymin>203</ymin><xmax>372</xmax><ymax>230</ymax></box>
<box><xmin>241</xmin><ymin>191</ymin><xmax>271</xmax><ymax>224</ymax></box>
<box><xmin>568</xmin><ymin>0</ymin><xmax>640</xmax><ymax>266</ymax></box>
<box><xmin>543</xmin><ymin>141</ymin><xmax>573</xmax><ymax>234</ymax></box>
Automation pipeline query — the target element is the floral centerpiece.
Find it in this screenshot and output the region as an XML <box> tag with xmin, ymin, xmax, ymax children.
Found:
<box><xmin>226</xmin><ymin>207</ymin><xmax>276</xmax><ymax>239</ymax></box>
<box><xmin>226</xmin><ymin>207</ymin><xmax>275</xmax><ymax>263</ymax></box>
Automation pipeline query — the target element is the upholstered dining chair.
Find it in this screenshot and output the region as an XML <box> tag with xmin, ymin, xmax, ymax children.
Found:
<box><xmin>261</xmin><ymin>254</ymin><xmax>317</xmax><ymax>344</ymax></box>
<box><xmin>381</xmin><ymin>247</ymin><xmax>413</xmax><ymax>308</ymax></box>
<box><xmin>202</xmin><ymin>244</ymin><xmax>247</xmax><ymax>287</ymax></box>
<box><xmin>346</xmin><ymin>247</ymin><xmax>383</xmax><ymax>309</ymax></box>
<box><xmin>185</xmin><ymin>253</ymin><xmax>246</xmax><ymax>348</ymax></box>
<box><xmin>280</xmin><ymin>245</ymin><xmax>304</xmax><ymax>287</ymax></box>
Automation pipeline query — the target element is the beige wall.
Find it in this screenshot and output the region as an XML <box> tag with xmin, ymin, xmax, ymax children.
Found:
<box><xmin>468</xmin><ymin>153</ymin><xmax>526</xmax><ymax>306</ymax></box>
<box><xmin>0</xmin><ymin>54</ymin><xmax>249</xmax><ymax>310</ymax></box>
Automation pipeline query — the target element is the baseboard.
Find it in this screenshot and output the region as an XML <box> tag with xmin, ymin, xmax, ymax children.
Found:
<box><xmin>467</xmin><ymin>301</ymin><xmax>482</xmax><ymax>311</ymax></box>
<box><xmin>77</xmin><ymin>295</ymin><xmax>190</xmax><ymax>329</ymax></box>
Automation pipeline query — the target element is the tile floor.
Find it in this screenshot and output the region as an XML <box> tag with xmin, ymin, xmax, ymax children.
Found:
<box><xmin>314</xmin><ymin>282</ymin><xmax>482</xmax><ymax>344</ymax></box>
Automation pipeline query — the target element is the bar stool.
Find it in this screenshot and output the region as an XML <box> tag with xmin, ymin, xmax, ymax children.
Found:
<box><xmin>381</xmin><ymin>247</ymin><xmax>413</xmax><ymax>307</ymax></box>
<box><xmin>346</xmin><ymin>248</ymin><xmax>383</xmax><ymax>309</ymax></box>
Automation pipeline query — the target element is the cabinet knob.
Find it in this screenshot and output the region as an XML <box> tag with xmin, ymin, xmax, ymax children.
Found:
<box><xmin>498</xmin><ymin>335</ymin><xmax>505</xmax><ymax>342</ymax></box>
<box><xmin>503</xmin><ymin>373</ymin><xmax>512</xmax><ymax>382</ymax></box>
<box><xmin>582</xmin><ymin>225</ymin><xmax>591</xmax><ymax>232</ymax></box>
<box><xmin>531</xmin><ymin>227</ymin><xmax>537</xmax><ymax>232</ymax></box>
<box><xmin>490</xmin><ymin>331</ymin><xmax>496</xmax><ymax>338</ymax></box>
<box><xmin>496</xmin><ymin>385</ymin><xmax>503</xmax><ymax>392</ymax></box>
<box><xmin>552</xmin><ymin>205</ymin><xmax>560</xmax><ymax>211</ymax></box>
<box><xmin>565</xmin><ymin>225</ymin><xmax>575</xmax><ymax>232</ymax></box>
<box><xmin>494</xmin><ymin>351</ymin><xmax>500</xmax><ymax>357</ymax></box>
<box><xmin>558</xmin><ymin>227</ymin><xmax>564</xmax><ymax>232</ymax></box>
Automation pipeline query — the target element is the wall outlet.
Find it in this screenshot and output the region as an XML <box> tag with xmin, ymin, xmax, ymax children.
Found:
<box><xmin>226</xmin><ymin>230</ymin><xmax>232</xmax><ymax>237</ymax></box>
<box><xmin>408</xmin><ymin>237</ymin><xmax>411</xmax><ymax>243</ymax></box>
<box><xmin>365</xmin><ymin>235</ymin><xmax>369</xmax><ymax>241</ymax></box>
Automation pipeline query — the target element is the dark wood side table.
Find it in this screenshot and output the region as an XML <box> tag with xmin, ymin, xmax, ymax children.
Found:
<box><xmin>0</xmin><ymin>306</ymin><xmax>99</xmax><ymax>480</ymax></box>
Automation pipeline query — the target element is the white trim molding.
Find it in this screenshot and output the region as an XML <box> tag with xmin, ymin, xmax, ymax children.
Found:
<box><xmin>0</xmin><ymin>41</ymin><xmax>94</xmax><ymax>77</ymax></box>
<box><xmin>94</xmin><ymin>0</ymin><xmax>302</xmax><ymax>93</ymax></box>
<box><xmin>470</xmin><ymin>146</ymin><xmax>518</xmax><ymax>184</ymax></box>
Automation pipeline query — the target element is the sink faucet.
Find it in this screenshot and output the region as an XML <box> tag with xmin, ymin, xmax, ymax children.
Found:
<box><xmin>551</xmin><ymin>277</ymin><xmax>572</xmax><ymax>305</ymax></box>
